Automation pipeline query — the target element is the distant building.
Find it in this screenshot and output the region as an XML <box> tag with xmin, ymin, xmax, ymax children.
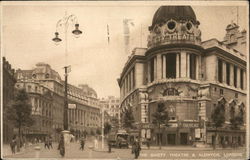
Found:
<box><xmin>118</xmin><ymin>6</ymin><xmax>246</xmax><ymax>147</ymax></box>
<box><xmin>2</xmin><ymin>57</ymin><xmax>16</xmax><ymax>143</ymax></box>
<box><xmin>100</xmin><ymin>96</ymin><xmax>120</xmax><ymax>127</ymax></box>
<box><xmin>15</xmin><ymin>63</ymin><xmax>101</xmax><ymax>140</ymax></box>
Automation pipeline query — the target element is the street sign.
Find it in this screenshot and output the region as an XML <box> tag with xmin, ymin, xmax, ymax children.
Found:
<box><xmin>195</xmin><ymin>128</ymin><xmax>201</xmax><ymax>138</ymax></box>
<box><xmin>68</xmin><ymin>103</ymin><xmax>76</xmax><ymax>109</ymax></box>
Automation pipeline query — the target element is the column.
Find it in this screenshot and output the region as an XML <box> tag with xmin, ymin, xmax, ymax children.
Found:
<box><xmin>230</xmin><ymin>64</ymin><xmax>234</xmax><ymax>86</ymax></box>
<box><xmin>157</xmin><ymin>54</ymin><xmax>162</xmax><ymax>79</ymax></box>
<box><xmin>176</xmin><ymin>53</ymin><xmax>180</xmax><ymax>78</ymax></box>
<box><xmin>147</xmin><ymin>61</ymin><xmax>151</xmax><ymax>82</ymax></box>
<box><xmin>243</xmin><ymin>70</ymin><xmax>246</xmax><ymax>90</ymax></box>
<box><xmin>196</xmin><ymin>55</ymin><xmax>200</xmax><ymax>80</ymax></box>
<box><xmin>186</xmin><ymin>53</ymin><xmax>190</xmax><ymax>78</ymax></box>
<box><xmin>222</xmin><ymin>61</ymin><xmax>226</xmax><ymax>84</ymax></box>
<box><xmin>162</xmin><ymin>55</ymin><xmax>166</xmax><ymax>78</ymax></box>
<box><xmin>128</xmin><ymin>73</ymin><xmax>130</xmax><ymax>92</ymax></box>
<box><xmin>237</xmin><ymin>67</ymin><xmax>241</xmax><ymax>88</ymax></box>
<box><xmin>154</xmin><ymin>57</ymin><xmax>157</xmax><ymax>81</ymax></box>
<box><xmin>72</xmin><ymin>109</ymin><xmax>75</xmax><ymax>125</ymax></box>
<box><xmin>76</xmin><ymin>109</ymin><xmax>78</xmax><ymax>125</ymax></box>
<box><xmin>181</xmin><ymin>51</ymin><xmax>187</xmax><ymax>78</ymax></box>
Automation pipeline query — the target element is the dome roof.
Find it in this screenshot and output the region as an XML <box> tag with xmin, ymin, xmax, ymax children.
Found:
<box><xmin>151</xmin><ymin>6</ymin><xmax>197</xmax><ymax>29</ymax></box>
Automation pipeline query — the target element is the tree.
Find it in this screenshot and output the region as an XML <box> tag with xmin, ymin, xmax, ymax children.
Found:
<box><xmin>123</xmin><ymin>106</ymin><xmax>135</xmax><ymax>129</ymax></box>
<box><xmin>6</xmin><ymin>89</ymin><xmax>34</xmax><ymax>150</ymax></box>
<box><xmin>152</xmin><ymin>103</ymin><xmax>169</xmax><ymax>150</ymax></box>
<box><xmin>211</xmin><ymin>101</ymin><xmax>225</xmax><ymax>149</ymax></box>
<box><xmin>104</xmin><ymin>122</ymin><xmax>112</xmax><ymax>135</ymax></box>
<box><xmin>230</xmin><ymin>106</ymin><xmax>244</xmax><ymax>129</ymax></box>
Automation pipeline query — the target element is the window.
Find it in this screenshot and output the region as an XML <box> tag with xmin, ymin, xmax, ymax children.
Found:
<box><xmin>218</xmin><ymin>59</ymin><xmax>223</xmax><ymax>83</ymax></box>
<box><xmin>240</xmin><ymin>69</ymin><xmax>244</xmax><ymax>89</ymax></box>
<box><xmin>150</xmin><ymin>58</ymin><xmax>154</xmax><ymax>82</ymax></box>
<box><xmin>235</xmin><ymin>93</ymin><xmax>238</xmax><ymax>98</ymax></box>
<box><xmin>190</xmin><ymin>54</ymin><xmax>197</xmax><ymax>80</ymax></box>
<box><xmin>220</xmin><ymin>89</ymin><xmax>224</xmax><ymax>95</ymax></box>
<box><xmin>166</xmin><ymin>53</ymin><xmax>176</xmax><ymax>78</ymax></box>
<box><xmin>234</xmin><ymin>66</ymin><xmax>237</xmax><ymax>88</ymax></box>
<box><xmin>226</xmin><ymin>63</ymin><xmax>230</xmax><ymax>85</ymax></box>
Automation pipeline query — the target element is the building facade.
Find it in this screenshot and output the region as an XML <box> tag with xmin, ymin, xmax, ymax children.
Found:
<box><xmin>118</xmin><ymin>6</ymin><xmax>247</xmax><ymax>147</ymax></box>
<box><xmin>2</xmin><ymin>57</ymin><xmax>16</xmax><ymax>143</ymax></box>
<box><xmin>15</xmin><ymin>63</ymin><xmax>101</xmax><ymax>140</ymax></box>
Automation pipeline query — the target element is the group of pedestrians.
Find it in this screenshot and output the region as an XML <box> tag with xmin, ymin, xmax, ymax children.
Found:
<box><xmin>44</xmin><ymin>136</ymin><xmax>53</xmax><ymax>149</ymax></box>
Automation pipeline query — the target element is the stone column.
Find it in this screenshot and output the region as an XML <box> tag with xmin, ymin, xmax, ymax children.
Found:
<box><xmin>128</xmin><ymin>73</ymin><xmax>130</xmax><ymax>92</ymax></box>
<box><xmin>176</xmin><ymin>53</ymin><xmax>179</xmax><ymax>78</ymax></box>
<box><xmin>180</xmin><ymin>51</ymin><xmax>187</xmax><ymax>78</ymax></box>
<box><xmin>154</xmin><ymin>57</ymin><xmax>157</xmax><ymax>81</ymax></box>
<box><xmin>230</xmin><ymin>64</ymin><xmax>234</xmax><ymax>86</ymax></box>
<box><xmin>157</xmin><ymin>54</ymin><xmax>162</xmax><ymax>79</ymax></box>
<box><xmin>243</xmin><ymin>70</ymin><xmax>246</xmax><ymax>90</ymax></box>
<box><xmin>147</xmin><ymin>61</ymin><xmax>151</xmax><ymax>82</ymax></box>
<box><xmin>162</xmin><ymin>55</ymin><xmax>166</xmax><ymax>78</ymax></box>
<box><xmin>196</xmin><ymin>55</ymin><xmax>200</xmax><ymax>80</ymax></box>
<box><xmin>186</xmin><ymin>53</ymin><xmax>190</xmax><ymax>78</ymax></box>
<box><xmin>237</xmin><ymin>67</ymin><xmax>241</xmax><ymax>88</ymax></box>
<box><xmin>222</xmin><ymin>61</ymin><xmax>227</xmax><ymax>84</ymax></box>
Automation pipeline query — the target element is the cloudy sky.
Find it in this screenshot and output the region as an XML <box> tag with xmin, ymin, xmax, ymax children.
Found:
<box><xmin>1</xmin><ymin>1</ymin><xmax>248</xmax><ymax>98</ymax></box>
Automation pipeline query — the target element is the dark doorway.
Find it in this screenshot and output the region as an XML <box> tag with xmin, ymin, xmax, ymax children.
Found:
<box><xmin>180</xmin><ymin>133</ymin><xmax>188</xmax><ymax>145</ymax></box>
<box><xmin>166</xmin><ymin>54</ymin><xmax>176</xmax><ymax>78</ymax></box>
<box><xmin>167</xmin><ymin>134</ymin><xmax>176</xmax><ymax>145</ymax></box>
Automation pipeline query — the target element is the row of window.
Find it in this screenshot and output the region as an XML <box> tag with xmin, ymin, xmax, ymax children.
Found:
<box><xmin>122</xmin><ymin>67</ymin><xmax>135</xmax><ymax>96</ymax></box>
<box><xmin>218</xmin><ymin>59</ymin><xmax>244</xmax><ymax>89</ymax></box>
<box><xmin>150</xmin><ymin>53</ymin><xmax>198</xmax><ymax>82</ymax></box>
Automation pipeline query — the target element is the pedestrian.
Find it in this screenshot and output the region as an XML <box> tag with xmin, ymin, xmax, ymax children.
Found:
<box><xmin>108</xmin><ymin>140</ymin><xmax>112</xmax><ymax>153</ymax></box>
<box><xmin>44</xmin><ymin>137</ymin><xmax>50</xmax><ymax>149</ymax></box>
<box><xmin>58</xmin><ymin>135</ymin><xmax>65</xmax><ymax>157</ymax></box>
<box><xmin>146</xmin><ymin>138</ymin><xmax>150</xmax><ymax>149</ymax></box>
<box><xmin>10</xmin><ymin>136</ymin><xmax>17</xmax><ymax>154</ymax></box>
<box><xmin>134</xmin><ymin>139</ymin><xmax>141</xmax><ymax>159</ymax></box>
<box><xmin>49</xmin><ymin>136</ymin><xmax>53</xmax><ymax>149</ymax></box>
<box><xmin>79</xmin><ymin>137</ymin><xmax>85</xmax><ymax>150</ymax></box>
<box><xmin>94</xmin><ymin>137</ymin><xmax>98</xmax><ymax>149</ymax></box>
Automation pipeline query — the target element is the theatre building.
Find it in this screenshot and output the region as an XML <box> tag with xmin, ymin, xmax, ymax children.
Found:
<box><xmin>118</xmin><ymin>6</ymin><xmax>247</xmax><ymax>147</ymax></box>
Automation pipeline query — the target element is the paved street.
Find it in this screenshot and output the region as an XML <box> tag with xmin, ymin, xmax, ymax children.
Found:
<box><xmin>3</xmin><ymin>140</ymin><xmax>246</xmax><ymax>159</ymax></box>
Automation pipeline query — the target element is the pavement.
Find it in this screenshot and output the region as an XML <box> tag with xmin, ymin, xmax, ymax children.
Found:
<box><xmin>2</xmin><ymin>140</ymin><xmax>247</xmax><ymax>159</ymax></box>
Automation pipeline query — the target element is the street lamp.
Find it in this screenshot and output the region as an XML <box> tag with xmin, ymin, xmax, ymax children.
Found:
<box><xmin>52</xmin><ymin>12</ymin><xmax>82</xmax><ymax>143</ymax></box>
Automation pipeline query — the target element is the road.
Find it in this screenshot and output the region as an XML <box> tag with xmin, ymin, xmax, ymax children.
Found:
<box><xmin>3</xmin><ymin>140</ymin><xmax>247</xmax><ymax>159</ymax></box>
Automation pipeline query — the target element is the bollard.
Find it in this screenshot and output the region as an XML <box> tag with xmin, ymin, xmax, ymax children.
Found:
<box><xmin>34</xmin><ymin>146</ymin><xmax>41</xmax><ymax>158</ymax></box>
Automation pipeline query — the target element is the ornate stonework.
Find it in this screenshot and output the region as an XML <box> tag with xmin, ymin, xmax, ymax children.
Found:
<box><xmin>147</xmin><ymin>19</ymin><xmax>201</xmax><ymax>48</ymax></box>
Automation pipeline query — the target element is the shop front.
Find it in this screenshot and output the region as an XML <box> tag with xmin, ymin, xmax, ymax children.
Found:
<box><xmin>151</xmin><ymin>121</ymin><xmax>199</xmax><ymax>146</ymax></box>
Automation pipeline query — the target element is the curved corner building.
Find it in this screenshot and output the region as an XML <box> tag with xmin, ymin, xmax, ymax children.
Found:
<box><xmin>117</xmin><ymin>6</ymin><xmax>247</xmax><ymax>147</ymax></box>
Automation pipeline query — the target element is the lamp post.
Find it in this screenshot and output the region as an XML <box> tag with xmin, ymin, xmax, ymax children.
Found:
<box><xmin>52</xmin><ymin>12</ymin><xmax>82</xmax><ymax>143</ymax></box>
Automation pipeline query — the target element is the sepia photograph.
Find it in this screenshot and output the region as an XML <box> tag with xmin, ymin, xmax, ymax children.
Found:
<box><xmin>1</xmin><ymin>1</ymin><xmax>249</xmax><ymax>159</ymax></box>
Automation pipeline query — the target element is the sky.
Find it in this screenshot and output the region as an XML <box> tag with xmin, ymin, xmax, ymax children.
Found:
<box><xmin>1</xmin><ymin>1</ymin><xmax>248</xmax><ymax>99</ymax></box>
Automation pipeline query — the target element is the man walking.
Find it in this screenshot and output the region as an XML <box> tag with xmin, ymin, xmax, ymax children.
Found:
<box><xmin>44</xmin><ymin>136</ymin><xmax>50</xmax><ymax>149</ymax></box>
<box><xmin>10</xmin><ymin>136</ymin><xmax>17</xmax><ymax>154</ymax></box>
<box><xmin>58</xmin><ymin>135</ymin><xmax>65</xmax><ymax>157</ymax></box>
<box><xmin>133</xmin><ymin>138</ymin><xmax>141</xmax><ymax>159</ymax></box>
<box><xmin>49</xmin><ymin>136</ymin><xmax>53</xmax><ymax>149</ymax></box>
<box><xmin>79</xmin><ymin>137</ymin><xmax>85</xmax><ymax>150</ymax></box>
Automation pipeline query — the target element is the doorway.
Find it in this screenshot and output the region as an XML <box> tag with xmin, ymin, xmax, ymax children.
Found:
<box><xmin>180</xmin><ymin>133</ymin><xmax>188</xmax><ymax>145</ymax></box>
<box><xmin>167</xmin><ymin>134</ymin><xmax>176</xmax><ymax>145</ymax></box>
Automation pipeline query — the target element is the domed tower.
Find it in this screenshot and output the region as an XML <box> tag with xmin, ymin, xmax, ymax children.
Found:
<box><xmin>145</xmin><ymin>6</ymin><xmax>204</xmax><ymax>146</ymax></box>
<box><xmin>147</xmin><ymin>6</ymin><xmax>202</xmax><ymax>49</ymax></box>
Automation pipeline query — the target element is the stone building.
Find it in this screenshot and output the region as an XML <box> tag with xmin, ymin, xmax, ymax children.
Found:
<box><xmin>2</xmin><ymin>57</ymin><xmax>16</xmax><ymax>143</ymax></box>
<box><xmin>15</xmin><ymin>63</ymin><xmax>101</xmax><ymax>140</ymax></box>
<box><xmin>67</xmin><ymin>83</ymin><xmax>101</xmax><ymax>137</ymax></box>
<box><xmin>118</xmin><ymin>6</ymin><xmax>247</xmax><ymax>147</ymax></box>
